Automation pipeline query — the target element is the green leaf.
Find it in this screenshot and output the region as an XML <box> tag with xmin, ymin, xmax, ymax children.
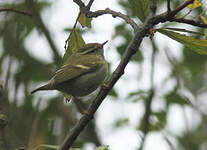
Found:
<box><xmin>113</xmin><ymin>118</ymin><xmax>129</xmax><ymax>128</ymax></box>
<box><xmin>127</xmin><ymin>90</ymin><xmax>147</xmax><ymax>98</ymax></box>
<box><xmin>160</xmin><ymin>27</ymin><xmax>204</xmax><ymax>36</ymax></box>
<box><xmin>200</xmin><ymin>15</ymin><xmax>207</xmax><ymax>38</ymax></box>
<box><xmin>78</xmin><ymin>13</ymin><xmax>92</xmax><ymax>28</ymax></box>
<box><xmin>108</xmin><ymin>88</ymin><xmax>118</xmax><ymax>98</ymax></box>
<box><xmin>94</xmin><ymin>145</ymin><xmax>109</xmax><ymax>150</ymax></box>
<box><xmin>128</xmin><ymin>0</ymin><xmax>149</xmax><ymax>22</ymax></box>
<box><xmin>62</xmin><ymin>29</ymin><xmax>85</xmax><ymax>65</ymax></box>
<box><xmin>127</xmin><ymin>90</ymin><xmax>148</xmax><ymax>102</ymax></box>
<box><xmin>187</xmin><ymin>0</ymin><xmax>202</xmax><ymax>9</ymax></box>
<box><xmin>152</xmin><ymin>111</ymin><xmax>167</xmax><ymax>126</ymax></box>
<box><xmin>137</xmin><ymin>111</ymin><xmax>167</xmax><ymax>132</ymax></box>
<box><xmin>157</xmin><ymin>29</ymin><xmax>207</xmax><ymax>55</ymax></box>
<box><xmin>164</xmin><ymin>90</ymin><xmax>190</xmax><ymax>107</ymax></box>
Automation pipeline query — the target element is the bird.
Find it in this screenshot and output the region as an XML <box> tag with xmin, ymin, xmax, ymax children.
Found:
<box><xmin>31</xmin><ymin>41</ymin><xmax>108</xmax><ymax>98</ymax></box>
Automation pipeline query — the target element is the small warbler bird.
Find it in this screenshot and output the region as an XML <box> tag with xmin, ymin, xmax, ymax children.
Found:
<box><xmin>31</xmin><ymin>41</ymin><xmax>108</xmax><ymax>97</ymax></box>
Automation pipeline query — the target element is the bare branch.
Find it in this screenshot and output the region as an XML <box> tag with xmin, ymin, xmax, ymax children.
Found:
<box><xmin>171</xmin><ymin>17</ymin><xmax>207</xmax><ymax>28</ymax></box>
<box><xmin>73</xmin><ymin>0</ymin><xmax>138</xmax><ymax>31</ymax></box>
<box><xmin>86</xmin><ymin>0</ymin><xmax>94</xmax><ymax>10</ymax></box>
<box><xmin>169</xmin><ymin>0</ymin><xmax>194</xmax><ymax>17</ymax></box>
<box><xmin>0</xmin><ymin>8</ymin><xmax>32</xmax><ymax>16</ymax></box>
<box><xmin>73</xmin><ymin>0</ymin><xmax>85</xmax><ymax>8</ymax></box>
<box><xmin>86</xmin><ymin>8</ymin><xmax>138</xmax><ymax>31</ymax></box>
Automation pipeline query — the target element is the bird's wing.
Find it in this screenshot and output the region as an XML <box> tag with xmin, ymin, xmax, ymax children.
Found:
<box><xmin>52</xmin><ymin>55</ymin><xmax>103</xmax><ymax>86</ymax></box>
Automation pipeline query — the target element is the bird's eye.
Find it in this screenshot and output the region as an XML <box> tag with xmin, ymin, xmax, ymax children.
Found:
<box><xmin>87</xmin><ymin>49</ymin><xmax>96</xmax><ymax>54</ymax></box>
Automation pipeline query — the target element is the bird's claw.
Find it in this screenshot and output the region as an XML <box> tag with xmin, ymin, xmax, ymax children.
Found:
<box><xmin>101</xmin><ymin>83</ymin><xmax>110</xmax><ymax>90</ymax></box>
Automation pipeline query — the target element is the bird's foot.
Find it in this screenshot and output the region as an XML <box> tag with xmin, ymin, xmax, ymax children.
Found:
<box><xmin>73</xmin><ymin>97</ymin><xmax>89</xmax><ymax>115</ymax></box>
<box><xmin>101</xmin><ymin>83</ymin><xmax>110</xmax><ymax>90</ymax></box>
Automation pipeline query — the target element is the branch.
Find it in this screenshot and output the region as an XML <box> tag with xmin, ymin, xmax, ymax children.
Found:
<box><xmin>86</xmin><ymin>8</ymin><xmax>138</xmax><ymax>31</ymax></box>
<box><xmin>25</xmin><ymin>0</ymin><xmax>62</xmax><ymax>66</ymax></box>
<box><xmin>73</xmin><ymin>0</ymin><xmax>85</xmax><ymax>8</ymax></box>
<box><xmin>139</xmin><ymin>39</ymin><xmax>156</xmax><ymax>150</ymax></box>
<box><xmin>150</xmin><ymin>39</ymin><xmax>157</xmax><ymax>89</ymax></box>
<box><xmin>168</xmin><ymin>0</ymin><xmax>194</xmax><ymax>17</ymax></box>
<box><xmin>0</xmin><ymin>114</ymin><xmax>9</xmax><ymax>149</ymax></box>
<box><xmin>143</xmin><ymin>91</ymin><xmax>154</xmax><ymax>134</ymax></box>
<box><xmin>73</xmin><ymin>0</ymin><xmax>138</xmax><ymax>31</ymax></box>
<box><xmin>171</xmin><ymin>17</ymin><xmax>207</xmax><ymax>28</ymax></box>
<box><xmin>86</xmin><ymin>0</ymin><xmax>94</xmax><ymax>10</ymax></box>
<box><xmin>167</xmin><ymin>0</ymin><xmax>171</xmax><ymax>12</ymax></box>
<box><xmin>139</xmin><ymin>89</ymin><xmax>154</xmax><ymax>150</ymax></box>
<box><xmin>0</xmin><ymin>8</ymin><xmax>32</xmax><ymax>16</ymax></box>
<box><xmin>150</xmin><ymin>0</ymin><xmax>207</xmax><ymax>29</ymax></box>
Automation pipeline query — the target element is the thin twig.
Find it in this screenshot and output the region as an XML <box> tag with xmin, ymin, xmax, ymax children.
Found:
<box><xmin>0</xmin><ymin>8</ymin><xmax>32</xmax><ymax>16</ymax></box>
<box><xmin>139</xmin><ymin>39</ymin><xmax>156</xmax><ymax>150</ymax></box>
<box><xmin>86</xmin><ymin>0</ymin><xmax>94</xmax><ymax>10</ymax></box>
<box><xmin>163</xmin><ymin>134</ymin><xmax>176</xmax><ymax>150</ymax></box>
<box><xmin>167</xmin><ymin>0</ymin><xmax>171</xmax><ymax>12</ymax></box>
<box><xmin>86</xmin><ymin>8</ymin><xmax>138</xmax><ymax>31</ymax></box>
<box><xmin>4</xmin><ymin>57</ymin><xmax>12</xmax><ymax>90</ymax></box>
<box><xmin>150</xmin><ymin>39</ymin><xmax>157</xmax><ymax>89</ymax></box>
<box><xmin>64</xmin><ymin>12</ymin><xmax>81</xmax><ymax>49</ymax></box>
<box><xmin>27</xmin><ymin>99</ymin><xmax>42</xmax><ymax>150</ymax></box>
<box><xmin>168</xmin><ymin>0</ymin><xmax>194</xmax><ymax>17</ymax></box>
<box><xmin>73</xmin><ymin>0</ymin><xmax>138</xmax><ymax>31</ymax></box>
<box><xmin>150</xmin><ymin>0</ymin><xmax>157</xmax><ymax>15</ymax></box>
<box><xmin>139</xmin><ymin>89</ymin><xmax>154</xmax><ymax>150</ymax></box>
<box><xmin>171</xmin><ymin>17</ymin><xmax>207</xmax><ymax>28</ymax></box>
<box><xmin>25</xmin><ymin>0</ymin><xmax>61</xmax><ymax>66</ymax></box>
<box><xmin>73</xmin><ymin>0</ymin><xmax>85</xmax><ymax>8</ymax></box>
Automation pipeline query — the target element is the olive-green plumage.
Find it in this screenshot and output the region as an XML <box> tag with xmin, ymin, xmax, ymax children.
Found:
<box><xmin>31</xmin><ymin>41</ymin><xmax>108</xmax><ymax>97</ymax></box>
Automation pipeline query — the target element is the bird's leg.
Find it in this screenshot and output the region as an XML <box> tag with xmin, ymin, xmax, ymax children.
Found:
<box><xmin>73</xmin><ymin>97</ymin><xmax>89</xmax><ymax>115</ymax></box>
<box><xmin>63</xmin><ymin>93</ymin><xmax>72</xmax><ymax>103</ymax></box>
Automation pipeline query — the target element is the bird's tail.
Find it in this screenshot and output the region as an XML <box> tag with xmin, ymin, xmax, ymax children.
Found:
<box><xmin>31</xmin><ymin>83</ymin><xmax>51</xmax><ymax>94</ymax></box>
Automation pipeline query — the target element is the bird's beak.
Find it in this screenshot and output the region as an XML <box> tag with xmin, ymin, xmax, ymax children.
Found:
<box><xmin>101</xmin><ymin>40</ymin><xmax>108</xmax><ymax>48</ymax></box>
